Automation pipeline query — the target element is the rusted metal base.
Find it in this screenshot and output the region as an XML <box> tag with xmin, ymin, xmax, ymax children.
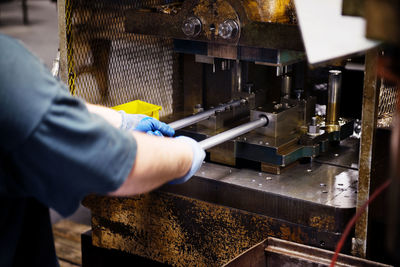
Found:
<box><xmin>83</xmin><ymin>189</ymin><xmax>350</xmax><ymax>266</ymax></box>
<box><xmin>81</xmin><ymin>231</ymin><xmax>167</xmax><ymax>267</ymax></box>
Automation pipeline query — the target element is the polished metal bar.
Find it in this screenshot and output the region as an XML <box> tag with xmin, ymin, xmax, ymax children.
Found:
<box><xmin>326</xmin><ymin>70</ymin><xmax>342</xmax><ymax>127</ymax></box>
<box><xmin>199</xmin><ymin>117</ymin><xmax>268</xmax><ymax>150</ymax></box>
<box><xmin>281</xmin><ymin>74</ymin><xmax>292</xmax><ymax>98</ymax></box>
<box><xmin>169</xmin><ymin>99</ymin><xmax>244</xmax><ymax>130</ymax></box>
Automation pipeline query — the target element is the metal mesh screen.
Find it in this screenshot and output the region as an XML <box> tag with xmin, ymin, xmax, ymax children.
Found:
<box><xmin>65</xmin><ymin>0</ymin><xmax>182</xmax><ymax>117</ymax></box>
<box><xmin>377</xmin><ymin>79</ymin><xmax>399</xmax><ymax>128</ymax></box>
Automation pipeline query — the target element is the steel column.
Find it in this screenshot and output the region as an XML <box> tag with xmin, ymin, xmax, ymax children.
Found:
<box><xmin>57</xmin><ymin>0</ymin><xmax>69</xmax><ymax>84</ymax></box>
<box><xmin>354</xmin><ymin>49</ymin><xmax>380</xmax><ymax>257</ymax></box>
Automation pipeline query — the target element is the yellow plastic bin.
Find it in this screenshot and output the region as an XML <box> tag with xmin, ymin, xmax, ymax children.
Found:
<box><xmin>112</xmin><ymin>100</ymin><xmax>161</xmax><ymax>120</ymax></box>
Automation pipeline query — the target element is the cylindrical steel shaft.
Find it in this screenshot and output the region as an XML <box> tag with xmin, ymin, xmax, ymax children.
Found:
<box><xmin>281</xmin><ymin>75</ymin><xmax>292</xmax><ymax>98</ymax></box>
<box><xmin>199</xmin><ymin>117</ymin><xmax>268</xmax><ymax>150</ymax></box>
<box><xmin>326</xmin><ymin>70</ymin><xmax>342</xmax><ymax>126</ymax></box>
<box><xmin>169</xmin><ymin>99</ymin><xmax>244</xmax><ymax>130</ymax></box>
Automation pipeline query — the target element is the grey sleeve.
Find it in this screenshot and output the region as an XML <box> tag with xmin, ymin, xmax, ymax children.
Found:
<box><xmin>9</xmin><ymin>89</ymin><xmax>137</xmax><ymax>217</ymax></box>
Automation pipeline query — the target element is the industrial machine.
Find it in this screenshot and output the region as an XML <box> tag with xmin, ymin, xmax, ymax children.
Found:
<box><xmin>58</xmin><ymin>0</ymin><xmax>396</xmax><ymax>266</ymax></box>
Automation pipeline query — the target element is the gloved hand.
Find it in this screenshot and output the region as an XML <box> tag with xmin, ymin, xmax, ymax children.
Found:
<box><xmin>119</xmin><ymin>111</ymin><xmax>175</xmax><ymax>137</ymax></box>
<box><xmin>169</xmin><ymin>136</ymin><xmax>206</xmax><ymax>184</ymax></box>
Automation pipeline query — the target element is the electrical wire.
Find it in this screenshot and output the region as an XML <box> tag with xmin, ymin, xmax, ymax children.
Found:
<box><xmin>329</xmin><ymin>179</ymin><xmax>392</xmax><ymax>267</ymax></box>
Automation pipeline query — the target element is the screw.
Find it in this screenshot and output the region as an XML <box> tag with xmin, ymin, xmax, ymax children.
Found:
<box><xmin>320</xmin><ymin>183</ymin><xmax>326</xmax><ymax>187</ymax></box>
<box><xmin>266</xmin><ymin>177</ymin><xmax>272</xmax><ymax>181</ymax></box>
<box><xmin>322</xmin><ymin>190</ymin><xmax>328</xmax><ymax>194</ymax></box>
<box><xmin>311</xmin><ymin>117</ymin><xmax>317</xmax><ymax>126</ymax></box>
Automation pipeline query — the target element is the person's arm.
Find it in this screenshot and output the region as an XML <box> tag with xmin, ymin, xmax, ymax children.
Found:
<box><xmin>109</xmin><ymin>132</ymin><xmax>193</xmax><ymax>196</ymax></box>
<box><xmin>85</xmin><ymin>103</ymin><xmax>200</xmax><ymax>195</ymax></box>
<box><xmin>85</xmin><ymin>103</ymin><xmax>122</xmax><ymax>128</ymax></box>
<box><xmin>0</xmin><ymin>34</ymin><xmax>202</xmax><ymax>217</ymax></box>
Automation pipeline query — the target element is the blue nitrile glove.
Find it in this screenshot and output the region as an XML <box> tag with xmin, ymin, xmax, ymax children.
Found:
<box><xmin>119</xmin><ymin>110</ymin><xmax>175</xmax><ymax>137</ymax></box>
<box><xmin>169</xmin><ymin>136</ymin><xmax>206</xmax><ymax>184</ymax></box>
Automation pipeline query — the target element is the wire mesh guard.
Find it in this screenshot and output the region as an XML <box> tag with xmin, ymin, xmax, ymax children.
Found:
<box><xmin>378</xmin><ymin>79</ymin><xmax>399</xmax><ymax>128</ymax></box>
<box><xmin>65</xmin><ymin>0</ymin><xmax>181</xmax><ymax>117</ymax></box>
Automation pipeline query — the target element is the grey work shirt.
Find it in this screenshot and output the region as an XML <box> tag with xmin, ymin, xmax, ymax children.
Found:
<box><xmin>0</xmin><ymin>34</ymin><xmax>137</xmax><ymax>266</ymax></box>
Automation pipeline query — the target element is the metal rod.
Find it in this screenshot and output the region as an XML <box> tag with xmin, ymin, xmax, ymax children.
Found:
<box><xmin>199</xmin><ymin>117</ymin><xmax>268</xmax><ymax>150</ymax></box>
<box><xmin>169</xmin><ymin>99</ymin><xmax>244</xmax><ymax>130</ymax></box>
<box><xmin>281</xmin><ymin>74</ymin><xmax>292</xmax><ymax>98</ymax></box>
<box><xmin>326</xmin><ymin>70</ymin><xmax>342</xmax><ymax>126</ymax></box>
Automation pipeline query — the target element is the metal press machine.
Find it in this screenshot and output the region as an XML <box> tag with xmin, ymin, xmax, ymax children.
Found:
<box><xmin>57</xmin><ymin>0</ymin><xmax>395</xmax><ymax>265</ymax></box>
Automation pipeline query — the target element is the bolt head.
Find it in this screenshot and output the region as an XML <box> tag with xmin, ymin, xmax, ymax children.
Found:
<box><xmin>308</xmin><ymin>125</ymin><xmax>320</xmax><ymax>134</ymax></box>
<box><xmin>182</xmin><ymin>17</ymin><xmax>202</xmax><ymax>37</ymax></box>
<box><xmin>218</xmin><ymin>20</ymin><xmax>239</xmax><ymax>39</ymax></box>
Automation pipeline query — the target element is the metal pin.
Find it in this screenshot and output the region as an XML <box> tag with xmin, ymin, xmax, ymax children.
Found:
<box><xmin>326</xmin><ymin>70</ymin><xmax>342</xmax><ymax>127</ymax></box>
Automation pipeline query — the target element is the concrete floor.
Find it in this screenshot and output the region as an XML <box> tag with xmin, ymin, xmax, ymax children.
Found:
<box><xmin>0</xmin><ymin>0</ymin><xmax>91</xmax><ymax>225</ymax></box>
<box><xmin>0</xmin><ymin>0</ymin><xmax>58</xmax><ymax>68</ymax></box>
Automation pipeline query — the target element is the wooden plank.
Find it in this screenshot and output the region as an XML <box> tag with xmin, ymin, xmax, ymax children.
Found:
<box><xmin>59</xmin><ymin>259</ymin><xmax>80</xmax><ymax>267</ymax></box>
<box><xmin>53</xmin><ymin>220</ymin><xmax>91</xmax><ymax>242</ymax></box>
<box><xmin>54</xmin><ymin>235</ymin><xmax>82</xmax><ymax>265</ymax></box>
<box><xmin>53</xmin><ymin>220</ymin><xmax>91</xmax><ymax>265</ymax></box>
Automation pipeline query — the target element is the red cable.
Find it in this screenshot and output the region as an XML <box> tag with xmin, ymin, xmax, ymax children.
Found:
<box><xmin>330</xmin><ymin>179</ymin><xmax>392</xmax><ymax>267</ymax></box>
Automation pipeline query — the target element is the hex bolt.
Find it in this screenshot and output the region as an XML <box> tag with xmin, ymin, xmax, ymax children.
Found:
<box><xmin>218</xmin><ymin>19</ymin><xmax>239</xmax><ymax>40</ymax></box>
<box><xmin>311</xmin><ymin>117</ymin><xmax>317</xmax><ymax>126</ymax></box>
<box><xmin>182</xmin><ymin>17</ymin><xmax>202</xmax><ymax>37</ymax></box>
